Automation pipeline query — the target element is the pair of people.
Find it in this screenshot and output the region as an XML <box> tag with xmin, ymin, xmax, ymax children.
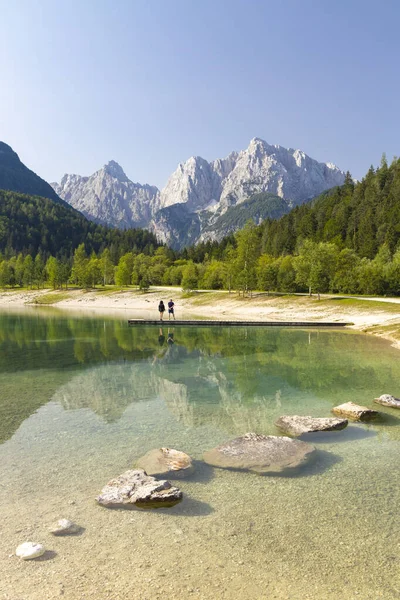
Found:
<box><xmin>158</xmin><ymin>299</ymin><xmax>175</xmax><ymax>321</ymax></box>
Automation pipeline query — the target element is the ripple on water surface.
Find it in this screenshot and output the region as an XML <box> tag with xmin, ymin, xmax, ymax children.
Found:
<box><xmin>0</xmin><ymin>312</ymin><xmax>399</xmax><ymax>599</ymax></box>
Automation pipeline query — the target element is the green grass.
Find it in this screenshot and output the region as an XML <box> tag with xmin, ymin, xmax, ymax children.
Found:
<box><xmin>31</xmin><ymin>292</ymin><xmax>71</xmax><ymax>304</ymax></box>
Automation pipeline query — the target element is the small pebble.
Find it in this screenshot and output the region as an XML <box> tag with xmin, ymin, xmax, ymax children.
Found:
<box><xmin>16</xmin><ymin>542</ymin><xmax>45</xmax><ymax>560</ymax></box>
<box><xmin>50</xmin><ymin>519</ymin><xmax>81</xmax><ymax>536</ymax></box>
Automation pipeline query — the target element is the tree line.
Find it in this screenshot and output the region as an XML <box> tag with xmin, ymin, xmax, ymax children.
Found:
<box><xmin>1</xmin><ymin>156</ymin><xmax>400</xmax><ymax>296</ymax></box>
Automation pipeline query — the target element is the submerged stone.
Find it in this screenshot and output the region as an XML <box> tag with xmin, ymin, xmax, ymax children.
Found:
<box><xmin>16</xmin><ymin>542</ymin><xmax>45</xmax><ymax>560</ymax></box>
<box><xmin>332</xmin><ymin>402</ymin><xmax>378</xmax><ymax>422</ymax></box>
<box><xmin>50</xmin><ymin>519</ymin><xmax>82</xmax><ymax>536</ymax></box>
<box><xmin>136</xmin><ymin>448</ymin><xmax>194</xmax><ymax>478</ymax></box>
<box><xmin>374</xmin><ymin>394</ymin><xmax>400</xmax><ymax>409</ymax></box>
<box><xmin>96</xmin><ymin>469</ymin><xmax>182</xmax><ymax>509</ymax></box>
<box><xmin>275</xmin><ymin>415</ymin><xmax>348</xmax><ymax>436</ymax></box>
<box><xmin>203</xmin><ymin>432</ymin><xmax>316</xmax><ymax>474</ymax></box>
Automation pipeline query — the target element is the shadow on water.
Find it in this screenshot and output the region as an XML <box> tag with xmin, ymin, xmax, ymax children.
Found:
<box><xmin>297</xmin><ymin>425</ymin><xmax>378</xmax><ymax>444</ymax></box>
<box><xmin>181</xmin><ymin>460</ymin><xmax>215</xmax><ymax>484</ymax></box>
<box><xmin>270</xmin><ymin>449</ymin><xmax>342</xmax><ymax>479</ymax></box>
<box><xmin>163</xmin><ymin>495</ymin><xmax>214</xmax><ymax>517</ymax></box>
<box><xmin>374</xmin><ymin>412</ymin><xmax>400</xmax><ymax>426</ymax></box>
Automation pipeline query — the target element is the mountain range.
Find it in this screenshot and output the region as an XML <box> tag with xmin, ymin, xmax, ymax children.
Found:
<box><xmin>51</xmin><ymin>138</ymin><xmax>346</xmax><ymax>249</ymax></box>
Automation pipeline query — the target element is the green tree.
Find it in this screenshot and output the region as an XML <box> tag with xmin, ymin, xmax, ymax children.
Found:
<box><xmin>34</xmin><ymin>254</ymin><xmax>45</xmax><ymax>289</ymax></box>
<box><xmin>256</xmin><ymin>255</ymin><xmax>278</xmax><ymax>294</ymax></box>
<box><xmin>100</xmin><ymin>248</ymin><xmax>114</xmax><ymax>286</ymax></box>
<box><xmin>14</xmin><ymin>253</ymin><xmax>24</xmax><ymax>287</ymax></box>
<box><xmin>22</xmin><ymin>255</ymin><xmax>34</xmax><ymax>288</ymax></box>
<box><xmin>181</xmin><ymin>261</ymin><xmax>198</xmax><ymax>291</ymax></box>
<box><xmin>46</xmin><ymin>256</ymin><xmax>61</xmax><ymax>289</ymax></box>
<box><xmin>115</xmin><ymin>253</ymin><xmax>134</xmax><ymax>287</ymax></box>
<box><xmin>234</xmin><ymin>221</ymin><xmax>260</xmax><ymax>295</ymax></box>
<box><xmin>0</xmin><ymin>259</ymin><xmax>11</xmax><ymax>287</ymax></box>
<box><xmin>71</xmin><ymin>244</ymin><xmax>89</xmax><ymax>287</ymax></box>
<box><xmin>87</xmin><ymin>253</ymin><xmax>102</xmax><ymax>288</ymax></box>
<box><xmin>332</xmin><ymin>248</ymin><xmax>360</xmax><ymax>293</ymax></box>
<box><xmin>294</xmin><ymin>240</ymin><xmax>338</xmax><ymax>297</ymax></box>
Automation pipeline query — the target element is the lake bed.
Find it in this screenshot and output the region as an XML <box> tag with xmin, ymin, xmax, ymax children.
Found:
<box><xmin>1</xmin><ymin>311</ymin><xmax>399</xmax><ymax>599</ymax></box>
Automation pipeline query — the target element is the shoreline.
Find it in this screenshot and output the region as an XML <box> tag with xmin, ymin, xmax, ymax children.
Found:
<box><xmin>1</xmin><ymin>287</ymin><xmax>400</xmax><ymax>349</ymax></box>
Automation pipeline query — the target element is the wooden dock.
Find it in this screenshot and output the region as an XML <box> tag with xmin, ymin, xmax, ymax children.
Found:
<box><xmin>128</xmin><ymin>319</ymin><xmax>352</xmax><ymax>327</ymax></box>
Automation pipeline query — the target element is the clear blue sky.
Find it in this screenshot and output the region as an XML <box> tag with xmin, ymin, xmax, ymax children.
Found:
<box><xmin>1</xmin><ymin>0</ymin><xmax>399</xmax><ymax>188</ymax></box>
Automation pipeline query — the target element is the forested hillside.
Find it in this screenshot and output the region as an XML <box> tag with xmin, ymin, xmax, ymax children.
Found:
<box><xmin>0</xmin><ymin>189</ymin><xmax>159</xmax><ymax>259</ymax></box>
<box><xmin>261</xmin><ymin>156</ymin><xmax>400</xmax><ymax>258</ymax></box>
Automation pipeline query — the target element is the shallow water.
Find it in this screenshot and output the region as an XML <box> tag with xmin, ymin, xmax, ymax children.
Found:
<box><xmin>0</xmin><ymin>311</ymin><xmax>399</xmax><ymax>600</ymax></box>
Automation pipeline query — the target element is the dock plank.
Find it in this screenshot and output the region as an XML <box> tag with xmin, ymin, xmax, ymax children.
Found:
<box><xmin>127</xmin><ymin>320</ymin><xmax>352</xmax><ymax>327</ymax></box>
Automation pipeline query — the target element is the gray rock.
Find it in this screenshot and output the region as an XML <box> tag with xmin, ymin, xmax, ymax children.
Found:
<box><xmin>203</xmin><ymin>432</ymin><xmax>316</xmax><ymax>474</ymax></box>
<box><xmin>275</xmin><ymin>415</ymin><xmax>348</xmax><ymax>436</ymax></box>
<box><xmin>96</xmin><ymin>469</ymin><xmax>182</xmax><ymax>509</ymax></box>
<box><xmin>136</xmin><ymin>448</ymin><xmax>194</xmax><ymax>478</ymax></box>
<box><xmin>16</xmin><ymin>542</ymin><xmax>45</xmax><ymax>560</ymax></box>
<box><xmin>374</xmin><ymin>394</ymin><xmax>400</xmax><ymax>409</ymax></box>
<box><xmin>50</xmin><ymin>519</ymin><xmax>81</xmax><ymax>536</ymax></box>
<box><xmin>332</xmin><ymin>402</ymin><xmax>378</xmax><ymax>422</ymax></box>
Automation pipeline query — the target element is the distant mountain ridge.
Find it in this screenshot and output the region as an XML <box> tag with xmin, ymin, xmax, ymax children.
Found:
<box><xmin>51</xmin><ymin>138</ymin><xmax>345</xmax><ymax>248</ymax></box>
<box><xmin>0</xmin><ymin>142</ymin><xmax>67</xmax><ymax>206</ymax></box>
<box><xmin>52</xmin><ymin>161</ymin><xmax>160</xmax><ymax>228</ymax></box>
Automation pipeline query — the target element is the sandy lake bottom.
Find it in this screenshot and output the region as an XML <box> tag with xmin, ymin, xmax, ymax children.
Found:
<box><xmin>0</xmin><ymin>311</ymin><xmax>399</xmax><ymax>600</ymax></box>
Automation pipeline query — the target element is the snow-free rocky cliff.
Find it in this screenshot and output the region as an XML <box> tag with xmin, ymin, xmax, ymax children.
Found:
<box><xmin>52</xmin><ymin>138</ymin><xmax>345</xmax><ymax>249</ymax></box>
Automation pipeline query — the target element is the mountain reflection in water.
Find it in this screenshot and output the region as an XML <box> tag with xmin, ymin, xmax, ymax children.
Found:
<box><xmin>1</xmin><ymin>311</ymin><xmax>400</xmax><ymax>444</ymax></box>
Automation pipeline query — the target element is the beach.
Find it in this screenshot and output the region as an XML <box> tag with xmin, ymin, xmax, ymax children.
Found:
<box><xmin>0</xmin><ymin>287</ymin><xmax>399</xmax><ymax>349</ymax></box>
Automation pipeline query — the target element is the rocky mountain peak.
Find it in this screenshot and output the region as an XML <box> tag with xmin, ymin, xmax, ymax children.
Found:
<box><xmin>103</xmin><ymin>160</ymin><xmax>128</xmax><ymax>181</ymax></box>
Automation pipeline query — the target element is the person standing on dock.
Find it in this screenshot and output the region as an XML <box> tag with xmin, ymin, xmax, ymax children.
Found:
<box><xmin>158</xmin><ymin>300</ymin><xmax>165</xmax><ymax>321</ymax></box>
<box><xmin>168</xmin><ymin>299</ymin><xmax>175</xmax><ymax>320</ymax></box>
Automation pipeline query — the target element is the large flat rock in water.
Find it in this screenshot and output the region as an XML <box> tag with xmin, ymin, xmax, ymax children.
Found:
<box><xmin>136</xmin><ymin>448</ymin><xmax>194</xmax><ymax>478</ymax></box>
<box><xmin>374</xmin><ymin>394</ymin><xmax>400</xmax><ymax>409</ymax></box>
<box><xmin>203</xmin><ymin>433</ymin><xmax>316</xmax><ymax>474</ymax></box>
<box><xmin>96</xmin><ymin>469</ymin><xmax>182</xmax><ymax>509</ymax></box>
<box><xmin>275</xmin><ymin>415</ymin><xmax>348</xmax><ymax>436</ymax></box>
<box><xmin>332</xmin><ymin>402</ymin><xmax>378</xmax><ymax>422</ymax></box>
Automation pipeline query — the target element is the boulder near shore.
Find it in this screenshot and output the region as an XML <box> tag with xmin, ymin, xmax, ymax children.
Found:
<box><xmin>275</xmin><ymin>415</ymin><xmax>348</xmax><ymax>437</ymax></box>
<box><xmin>96</xmin><ymin>469</ymin><xmax>183</xmax><ymax>509</ymax></box>
<box><xmin>203</xmin><ymin>433</ymin><xmax>316</xmax><ymax>474</ymax></box>
<box><xmin>374</xmin><ymin>394</ymin><xmax>400</xmax><ymax>409</ymax></box>
<box><xmin>332</xmin><ymin>402</ymin><xmax>378</xmax><ymax>422</ymax></box>
<box><xmin>136</xmin><ymin>448</ymin><xmax>194</xmax><ymax>478</ymax></box>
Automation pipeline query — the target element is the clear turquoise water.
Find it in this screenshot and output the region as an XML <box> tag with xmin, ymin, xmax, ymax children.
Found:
<box><xmin>1</xmin><ymin>310</ymin><xmax>399</xmax><ymax>599</ymax></box>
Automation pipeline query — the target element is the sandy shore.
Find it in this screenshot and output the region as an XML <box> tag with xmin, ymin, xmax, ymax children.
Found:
<box><xmin>1</xmin><ymin>287</ymin><xmax>400</xmax><ymax>348</ymax></box>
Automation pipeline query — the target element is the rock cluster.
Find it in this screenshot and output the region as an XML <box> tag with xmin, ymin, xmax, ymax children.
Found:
<box><xmin>96</xmin><ymin>469</ymin><xmax>183</xmax><ymax>509</ymax></box>
<box><xmin>203</xmin><ymin>433</ymin><xmax>316</xmax><ymax>474</ymax></box>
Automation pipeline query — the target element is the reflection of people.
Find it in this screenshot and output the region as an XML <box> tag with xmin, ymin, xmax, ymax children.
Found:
<box><xmin>167</xmin><ymin>328</ymin><xmax>174</xmax><ymax>344</ymax></box>
<box><xmin>153</xmin><ymin>327</ymin><xmax>167</xmax><ymax>365</ymax></box>
<box><xmin>168</xmin><ymin>299</ymin><xmax>175</xmax><ymax>320</ymax></box>
<box><xmin>158</xmin><ymin>300</ymin><xmax>165</xmax><ymax>321</ymax></box>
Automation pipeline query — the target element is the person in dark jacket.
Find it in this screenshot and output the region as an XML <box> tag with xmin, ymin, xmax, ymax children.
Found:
<box><xmin>168</xmin><ymin>299</ymin><xmax>175</xmax><ymax>320</ymax></box>
<box><xmin>158</xmin><ymin>300</ymin><xmax>165</xmax><ymax>321</ymax></box>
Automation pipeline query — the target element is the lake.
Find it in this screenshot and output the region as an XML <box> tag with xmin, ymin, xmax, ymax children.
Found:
<box><xmin>1</xmin><ymin>310</ymin><xmax>399</xmax><ymax>599</ymax></box>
